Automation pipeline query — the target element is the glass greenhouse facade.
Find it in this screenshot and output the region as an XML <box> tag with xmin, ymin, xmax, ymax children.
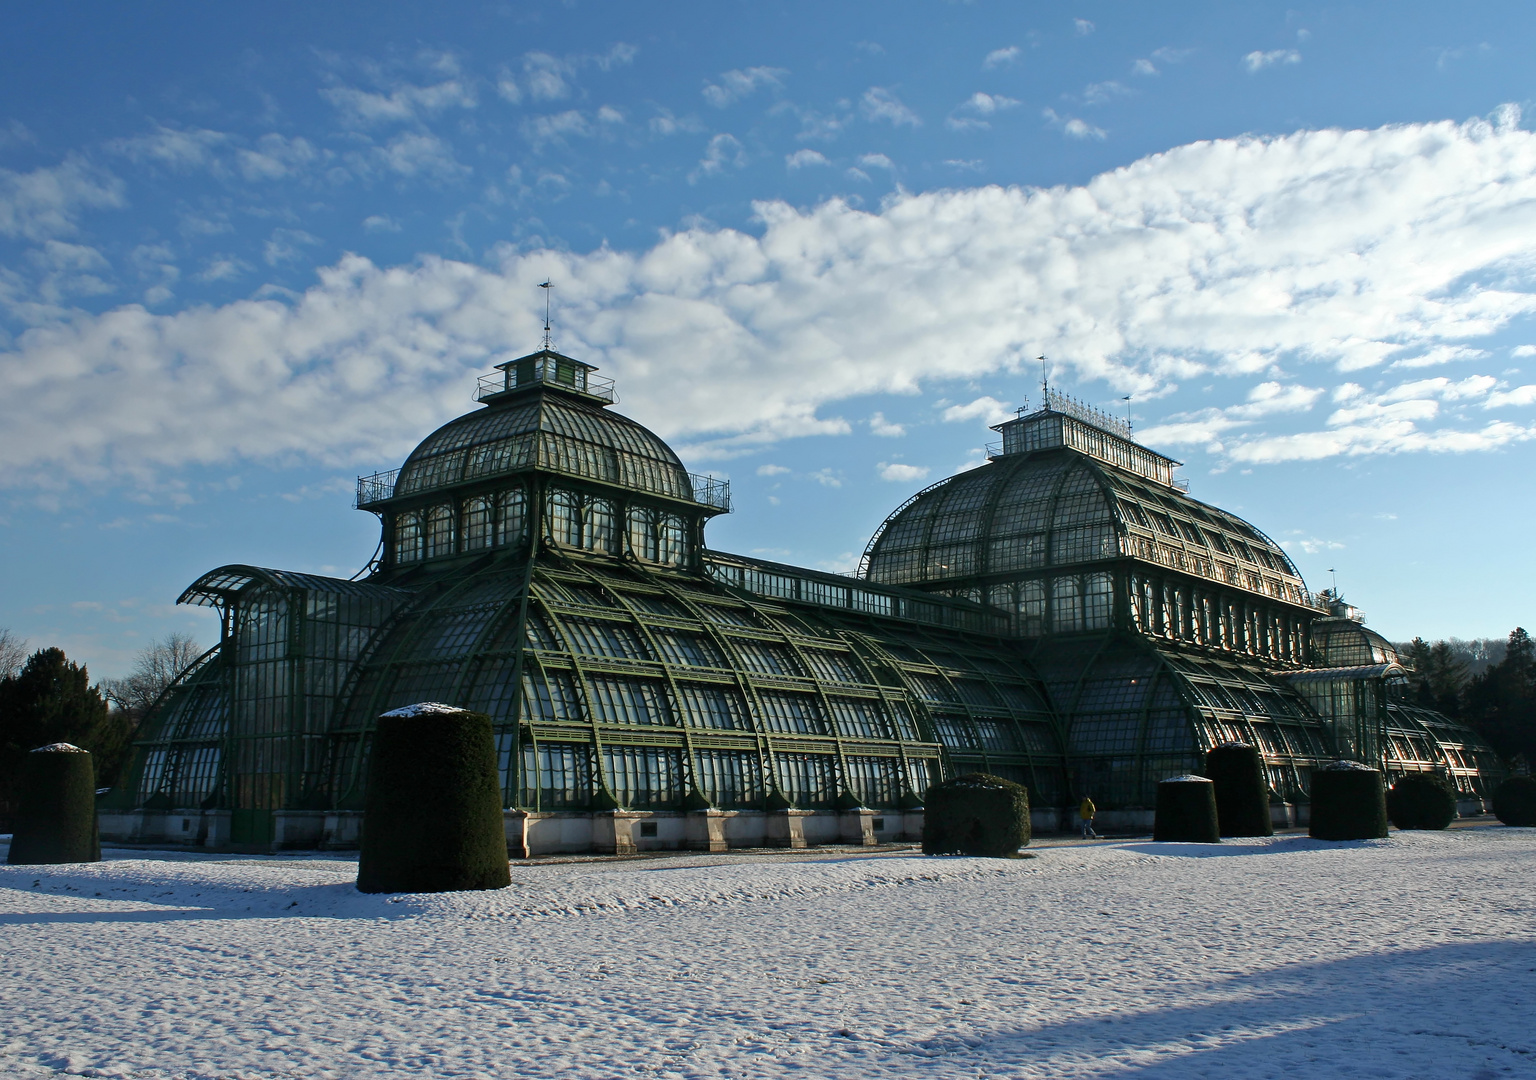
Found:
<box><xmin>102</xmin><ymin>355</ymin><xmax>1503</xmax><ymax>852</ymax></box>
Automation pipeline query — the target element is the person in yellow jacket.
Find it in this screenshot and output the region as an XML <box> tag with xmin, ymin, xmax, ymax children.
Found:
<box><xmin>1079</xmin><ymin>796</ymin><xmax>1098</xmax><ymax>839</ymax></box>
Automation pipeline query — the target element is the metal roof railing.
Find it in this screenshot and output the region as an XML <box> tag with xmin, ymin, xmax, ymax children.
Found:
<box><xmin>357</xmin><ymin>463</ymin><xmax>730</xmax><ymax>512</ymax></box>
<box><xmin>356</xmin><ymin>469</ymin><xmax>400</xmax><ymax>508</ymax></box>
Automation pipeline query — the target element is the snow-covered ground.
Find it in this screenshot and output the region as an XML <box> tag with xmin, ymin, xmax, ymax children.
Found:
<box><xmin>2</xmin><ymin>829</ymin><xmax>1533</xmax><ymax>1079</ymax></box>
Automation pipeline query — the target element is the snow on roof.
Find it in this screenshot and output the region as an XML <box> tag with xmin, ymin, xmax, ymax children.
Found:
<box><xmin>380</xmin><ymin>702</ymin><xmax>467</xmax><ymax>718</ymax></box>
<box><xmin>1160</xmin><ymin>774</ymin><xmax>1212</xmax><ymax>783</ymax></box>
<box><xmin>31</xmin><ymin>742</ymin><xmax>86</xmax><ymax>753</ymax></box>
<box><xmin>1320</xmin><ymin>759</ymin><xmax>1378</xmax><ymax>771</ymax></box>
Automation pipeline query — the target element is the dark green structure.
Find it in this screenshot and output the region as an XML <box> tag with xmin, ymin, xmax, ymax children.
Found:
<box><xmin>357</xmin><ymin>704</ymin><xmax>511</xmax><ymax>893</ymax></box>
<box><xmin>8</xmin><ymin>743</ymin><xmax>100</xmax><ymax>865</ymax></box>
<box><xmin>100</xmin><ymin>349</ymin><xmax>1503</xmax><ymax>852</ymax></box>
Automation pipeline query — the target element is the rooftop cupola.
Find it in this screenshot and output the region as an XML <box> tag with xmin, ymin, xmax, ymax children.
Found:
<box><xmin>990</xmin><ymin>387</ymin><xmax>1182</xmax><ymax>489</ymax></box>
<box><xmin>476</xmin><ymin>348</ymin><xmax>617</xmax><ymax>406</ymax></box>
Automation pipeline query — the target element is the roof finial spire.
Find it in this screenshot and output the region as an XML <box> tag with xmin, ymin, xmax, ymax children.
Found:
<box><xmin>1039</xmin><ymin>355</ymin><xmax>1049</xmax><ymax>405</ymax></box>
<box><xmin>539</xmin><ymin>279</ymin><xmax>553</xmax><ymax>350</ymax></box>
<box><xmin>1122</xmin><ymin>394</ymin><xmax>1133</xmax><ymax>434</ymax></box>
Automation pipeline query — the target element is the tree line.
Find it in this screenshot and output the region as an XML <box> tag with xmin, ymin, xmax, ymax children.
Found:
<box><xmin>1401</xmin><ymin>628</ymin><xmax>1536</xmax><ymax>771</ymax></box>
<box><xmin>0</xmin><ymin>629</ymin><xmax>202</xmax><ymax>829</ymax></box>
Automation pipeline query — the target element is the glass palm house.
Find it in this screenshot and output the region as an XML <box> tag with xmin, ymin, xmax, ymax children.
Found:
<box><xmin>101</xmin><ymin>347</ymin><xmax>1502</xmax><ymax>852</ymax></box>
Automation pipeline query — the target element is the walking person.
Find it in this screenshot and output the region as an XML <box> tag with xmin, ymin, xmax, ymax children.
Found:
<box><xmin>1079</xmin><ymin>796</ymin><xmax>1098</xmax><ymax>839</ymax></box>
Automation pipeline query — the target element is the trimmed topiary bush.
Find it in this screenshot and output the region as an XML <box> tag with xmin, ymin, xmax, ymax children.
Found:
<box><xmin>1204</xmin><ymin>743</ymin><xmax>1273</xmax><ymax>838</ymax></box>
<box><xmin>922</xmin><ymin>773</ymin><xmax>1029</xmax><ymax>857</ymax></box>
<box><xmin>1153</xmin><ymin>775</ymin><xmax>1219</xmax><ymax>843</ymax></box>
<box><xmin>1493</xmin><ymin>775</ymin><xmax>1536</xmax><ymax>826</ymax></box>
<box><xmin>1387</xmin><ymin>773</ymin><xmax>1458</xmax><ymax>831</ymax></box>
<box><xmin>1309</xmin><ymin>761</ymin><xmax>1388</xmax><ymax>841</ymax></box>
<box><xmin>357</xmin><ymin>703</ymin><xmax>511</xmax><ymax>894</ymax></box>
<box><xmin>8</xmin><ymin>743</ymin><xmax>100</xmax><ymax>865</ymax></box>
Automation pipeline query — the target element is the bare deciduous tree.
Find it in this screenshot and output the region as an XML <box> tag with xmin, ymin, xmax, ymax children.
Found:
<box><xmin>102</xmin><ymin>633</ymin><xmax>206</xmax><ymax>717</ymax></box>
<box><xmin>0</xmin><ymin>629</ymin><xmax>27</xmax><ymax>679</ymax></box>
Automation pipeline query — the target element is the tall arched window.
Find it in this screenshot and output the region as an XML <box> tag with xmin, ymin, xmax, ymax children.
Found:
<box><xmin>658</xmin><ymin>514</ymin><xmax>687</xmax><ymax>566</ymax></box>
<box><xmin>548</xmin><ymin>490</ymin><xmax>580</xmax><ymax>546</ymax></box>
<box><xmin>628</xmin><ymin>507</ymin><xmax>659</xmax><ymax>561</ymax></box>
<box><xmin>1052</xmin><ymin>576</ymin><xmax>1084</xmax><ymax>633</ymax></box>
<box><xmin>425</xmin><ymin>504</ymin><xmax>455</xmax><ymax>558</ymax></box>
<box><xmin>461</xmin><ymin>497</ymin><xmax>494</xmax><ymax>550</ymax></box>
<box><xmin>1084</xmin><ymin>572</ymin><xmax>1113</xmax><ymax>630</ymax></box>
<box><xmin>496</xmin><ymin>486</ymin><xmax>527</xmax><ymax>546</ymax></box>
<box><xmin>394</xmin><ymin>513</ymin><xmax>423</xmax><ymax>563</ymax></box>
<box><xmin>587</xmin><ymin>498</ymin><xmax>615</xmax><ymax>553</ymax></box>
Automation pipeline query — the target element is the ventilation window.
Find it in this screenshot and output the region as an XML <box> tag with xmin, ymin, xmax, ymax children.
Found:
<box><xmin>639</xmin><ymin>821</ymin><xmax>658</xmax><ymax>838</ymax></box>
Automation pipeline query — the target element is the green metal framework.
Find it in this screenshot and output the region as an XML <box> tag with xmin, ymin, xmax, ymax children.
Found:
<box><xmin>112</xmin><ymin>350</ymin><xmax>1503</xmax><ymax>840</ymax></box>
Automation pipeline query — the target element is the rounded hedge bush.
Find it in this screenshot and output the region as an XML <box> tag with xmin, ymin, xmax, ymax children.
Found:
<box><xmin>922</xmin><ymin>773</ymin><xmax>1030</xmax><ymax>857</ymax></box>
<box><xmin>1386</xmin><ymin>773</ymin><xmax>1458</xmax><ymax>831</ymax></box>
<box><xmin>1309</xmin><ymin>761</ymin><xmax>1388</xmax><ymax>841</ymax></box>
<box><xmin>1204</xmin><ymin>743</ymin><xmax>1273</xmax><ymax>838</ymax></box>
<box><xmin>1493</xmin><ymin>775</ymin><xmax>1536</xmax><ymax>826</ymax></box>
<box><xmin>357</xmin><ymin>704</ymin><xmax>511</xmax><ymax>894</ymax></box>
<box><xmin>1154</xmin><ymin>775</ymin><xmax>1219</xmax><ymax>843</ymax></box>
<box><xmin>8</xmin><ymin>743</ymin><xmax>100</xmax><ymax>865</ymax></box>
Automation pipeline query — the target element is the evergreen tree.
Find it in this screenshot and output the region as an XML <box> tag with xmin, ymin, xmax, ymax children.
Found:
<box><xmin>1464</xmin><ymin>628</ymin><xmax>1536</xmax><ymax>768</ymax></box>
<box><xmin>0</xmin><ymin>648</ymin><xmax>126</xmax><ymax>825</ymax></box>
<box><xmin>1408</xmin><ymin>638</ymin><xmax>1468</xmax><ymax>719</ymax></box>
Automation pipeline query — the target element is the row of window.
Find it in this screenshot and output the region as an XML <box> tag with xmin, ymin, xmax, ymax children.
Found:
<box><xmin>517</xmin><ymin>741</ymin><xmax>934</xmax><ymax>809</ymax></box>
<box><xmin>392</xmin><ymin>485</ymin><xmax>693</xmax><ymax>566</ymax></box>
<box><xmin>1129</xmin><ymin>573</ymin><xmax>1307</xmax><ymax>660</ymax></box>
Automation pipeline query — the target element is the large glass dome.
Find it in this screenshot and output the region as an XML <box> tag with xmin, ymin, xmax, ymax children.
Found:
<box><xmin>395</xmin><ymin>388</ymin><xmax>694</xmax><ymax>503</ymax></box>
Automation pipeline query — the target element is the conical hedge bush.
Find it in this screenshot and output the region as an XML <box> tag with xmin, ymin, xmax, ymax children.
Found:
<box><xmin>1309</xmin><ymin>761</ymin><xmax>1388</xmax><ymax>841</ymax></box>
<box><xmin>8</xmin><ymin>743</ymin><xmax>100</xmax><ymax>865</ymax></box>
<box><xmin>1154</xmin><ymin>775</ymin><xmax>1219</xmax><ymax>843</ymax></box>
<box><xmin>357</xmin><ymin>704</ymin><xmax>511</xmax><ymax>894</ymax></box>
<box><xmin>922</xmin><ymin>772</ymin><xmax>1030</xmax><ymax>857</ymax></box>
<box><xmin>1204</xmin><ymin>742</ymin><xmax>1273</xmax><ymax>837</ymax></box>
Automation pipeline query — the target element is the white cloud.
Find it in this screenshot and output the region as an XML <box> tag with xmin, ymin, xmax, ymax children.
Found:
<box><xmin>1082</xmin><ymin>81</ymin><xmax>1132</xmax><ymax>106</ymax></box>
<box><xmin>983</xmin><ymin>46</ymin><xmax>1021</xmax><ymax>69</ymax></box>
<box><xmin>942</xmin><ymin>397</ymin><xmax>1013</xmax><ymax>425</ymax></box>
<box><xmin>321</xmin><ymin>79</ymin><xmax>476</xmax><ymax>126</ymax></box>
<box><xmin>362</xmin><ymin>215</ymin><xmax>402</xmax><ymax>233</ymax></box>
<box><xmin>1244</xmin><ymin>49</ymin><xmax>1302</xmax><ymax>73</ymax></box>
<box><xmin>9</xmin><ymin>113</ymin><xmax>1536</xmax><ymax>482</ymax></box>
<box><xmin>878</xmin><ymin>461</ymin><xmax>929</xmax><ymax>482</ymax></box>
<box><xmin>1512</xmin><ymin>344</ymin><xmax>1536</xmax><ymax>357</ymax></box>
<box><xmin>1153</xmin><ymin>47</ymin><xmax>1196</xmax><ymax>64</ymax></box>
<box><xmin>691</xmin><ymin>134</ymin><xmax>747</xmax><ymax>181</ymax></box>
<box><xmin>108</xmin><ymin>126</ymin><xmax>228</xmax><ymax>170</ymax></box>
<box><xmin>858</xmin><ymin>153</ymin><xmax>895</xmax><ymax>170</ymax></box>
<box><xmin>755</xmin><ymin>463</ymin><xmax>790</xmax><ymax>476</ymax></box>
<box><xmin>1074</xmin><ymin>19</ymin><xmax>1095</xmax><ymax>35</ymax></box>
<box><xmin>522</xmin><ymin>110</ymin><xmax>594</xmax><ymax>147</ymax></box>
<box><xmin>0</xmin><ymin>158</ymin><xmax>124</xmax><ymax>241</ymax></box>
<box><xmin>703</xmin><ymin>67</ymin><xmax>788</xmax><ymax>108</ymax></box>
<box><xmin>869</xmin><ymin>412</ymin><xmax>905</xmax><ymax>437</ymax></box>
<box><xmin>786</xmin><ymin>149</ymin><xmax>829</xmax><ymax>170</ymax></box>
<box><xmin>372</xmin><ymin>132</ymin><xmax>469</xmax><ymax>180</ymax></box>
<box><xmin>522</xmin><ymin>52</ymin><xmax>573</xmax><ymax>101</ymax></box>
<box><xmin>1388</xmin><ymin>344</ymin><xmax>1487</xmax><ymax>369</ymax></box>
<box><xmin>1043</xmin><ymin>108</ymin><xmax>1106</xmax><ymax>140</ymax></box>
<box><xmin>861</xmin><ymin>88</ymin><xmax>921</xmax><ymax>127</ymax></box>
<box><xmin>237</xmin><ymin>134</ymin><xmax>320</xmax><ymax>182</ymax></box>
<box><xmin>263</xmin><ymin>228</ymin><xmax>321</xmax><ymax>266</ymax></box>
<box><xmin>947</xmin><ymin>92</ymin><xmax>1021</xmax><ymax>131</ymax></box>
<box><xmin>1131</xmin><ymin>59</ymin><xmax>1158</xmax><ymax>76</ymax></box>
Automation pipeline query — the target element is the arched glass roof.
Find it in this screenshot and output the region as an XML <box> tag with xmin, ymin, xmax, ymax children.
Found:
<box><xmin>395</xmin><ymin>392</ymin><xmax>695</xmax><ymax>503</ymax></box>
<box><xmin>863</xmin><ymin>447</ymin><xmax>1311</xmax><ymax>607</ymax></box>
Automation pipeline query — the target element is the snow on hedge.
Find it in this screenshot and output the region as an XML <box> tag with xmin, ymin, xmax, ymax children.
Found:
<box><xmin>1</xmin><ymin>829</ymin><xmax>1533</xmax><ymax>1078</ymax></box>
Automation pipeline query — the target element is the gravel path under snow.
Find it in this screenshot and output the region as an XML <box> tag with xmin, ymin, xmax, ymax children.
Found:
<box><xmin>1</xmin><ymin>829</ymin><xmax>1533</xmax><ymax>1079</ymax></box>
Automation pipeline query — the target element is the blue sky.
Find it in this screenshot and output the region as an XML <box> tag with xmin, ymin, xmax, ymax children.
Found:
<box><xmin>4</xmin><ymin>1</ymin><xmax>1536</xmax><ymax>678</ymax></box>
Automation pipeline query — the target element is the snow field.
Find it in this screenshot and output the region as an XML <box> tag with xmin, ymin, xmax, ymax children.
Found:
<box><xmin>1</xmin><ymin>829</ymin><xmax>1533</xmax><ymax>1079</ymax></box>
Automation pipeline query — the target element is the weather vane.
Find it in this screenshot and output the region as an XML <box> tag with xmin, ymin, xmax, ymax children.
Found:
<box><xmin>539</xmin><ymin>279</ymin><xmax>553</xmax><ymax>350</ymax></box>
